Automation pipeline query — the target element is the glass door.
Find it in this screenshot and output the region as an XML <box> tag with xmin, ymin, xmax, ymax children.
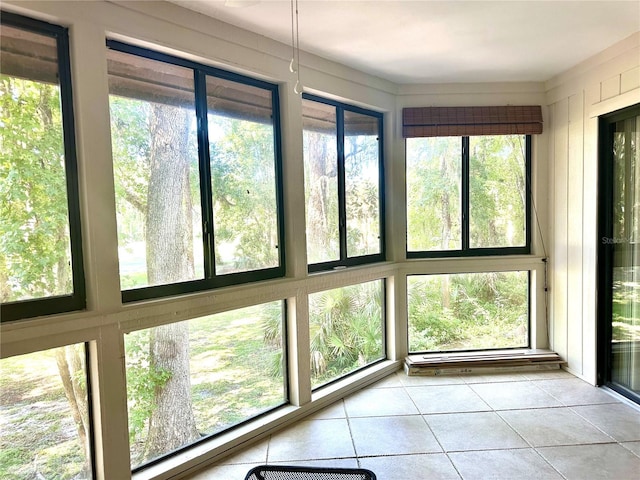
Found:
<box><xmin>598</xmin><ymin>105</ymin><xmax>640</xmax><ymax>404</ymax></box>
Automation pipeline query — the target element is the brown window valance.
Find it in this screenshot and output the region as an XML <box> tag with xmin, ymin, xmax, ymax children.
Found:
<box><xmin>402</xmin><ymin>105</ymin><xmax>543</xmax><ymax>138</ymax></box>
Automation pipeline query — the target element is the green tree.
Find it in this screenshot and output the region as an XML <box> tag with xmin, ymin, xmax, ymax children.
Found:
<box><xmin>1</xmin><ymin>76</ymin><xmax>91</xmax><ymax>476</ymax></box>
<box><xmin>110</xmin><ymin>96</ymin><xmax>201</xmax><ymax>463</ymax></box>
<box><xmin>209</xmin><ymin>116</ymin><xmax>279</xmax><ymax>273</ymax></box>
<box><xmin>0</xmin><ymin>76</ymin><xmax>71</xmax><ymax>302</ymax></box>
<box><xmin>308</xmin><ymin>281</ymin><xmax>383</xmax><ymax>385</ymax></box>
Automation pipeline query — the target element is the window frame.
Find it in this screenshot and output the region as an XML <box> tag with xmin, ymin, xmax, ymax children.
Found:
<box><xmin>0</xmin><ymin>12</ymin><xmax>86</xmax><ymax>322</ymax></box>
<box><xmin>106</xmin><ymin>40</ymin><xmax>286</xmax><ymax>303</ymax></box>
<box><xmin>406</xmin><ymin>134</ymin><xmax>532</xmax><ymax>258</ymax></box>
<box><xmin>302</xmin><ymin>93</ymin><xmax>385</xmax><ymax>273</ymax></box>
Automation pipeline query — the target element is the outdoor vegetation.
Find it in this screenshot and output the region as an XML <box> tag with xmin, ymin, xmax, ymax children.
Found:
<box><xmin>610</xmin><ymin>126</ymin><xmax>640</xmax><ymax>388</ymax></box>
<box><xmin>408</xmin><ymin>272</ymin><xmax>529</xmax><ymax>352</ymax></box>
<box><xmin>125</xmin><ymin>303</ymin><xmax>285</xmax><ymax>468</ymax></box>
<box><xmin>0</xmin><ymin>345</ymin><xmax>91</xmax><ymax>480</ymax></box>
<box><xmin>308</xmin><ymin>281</ymin><xmax>385</xmax><ymax>388</ymax></box>
<box><xmin>0</xmin><ymin>71</ymin><xmax>72</xmax><ymax>303</ymax></box>
<box><xmin>406</xmin><ymin>135</ymin><xmax>527</xmax><ymax>251</ymax></box>
<box><xmin>405</xmin><ymin>135</ymin><xmax>529</xmax><ymax>352</ymax></box>
<box><xmin>302</xmin><ymin>99</ymin><xmax>382</xmax><ymax>264</ymax></box>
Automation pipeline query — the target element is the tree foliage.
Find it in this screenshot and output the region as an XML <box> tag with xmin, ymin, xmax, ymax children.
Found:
<box><xmin>0</xmin><ymin>76</ymin><xmax>72</xmax><ymax>302</ymax></box>
<box><xmin>209</xmin><ymin>115</ymin><xmax>279</xmax><ymax>273</ymax></box>
<box><xmin>308</xmin><ymin>281</ymin><xmax>384</xmax><ymax>386</ymax></box>
<box><xmin>408</xmin><ymin>271</ymin><xmax>529</xmax><ymax>352</ymax></box>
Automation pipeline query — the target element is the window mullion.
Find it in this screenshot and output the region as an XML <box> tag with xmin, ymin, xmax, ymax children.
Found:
<box><xmin>525</xmin><ymin>135</ymin><xmax>533</xmax><ymax>250</ymax></box>
<box><xmin>462</xmin><ymin>136</ymin><xmax>470</xmax><ymax>251</ymax></box>
<box><xmin>337</xmin><ymin>106</ymin><xmax>347</xmax><ymax>262</ymax></box>
<box><xmin>194</xmin><ymin>70</ymin><xmax>216</xmax><ymax>279</ymax></box>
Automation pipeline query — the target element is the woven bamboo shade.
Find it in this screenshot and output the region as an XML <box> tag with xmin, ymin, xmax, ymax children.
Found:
<box><xmin>403</xmin><ymin>105</ymin><xmax>543</xmax><ymax>137</ymax></box>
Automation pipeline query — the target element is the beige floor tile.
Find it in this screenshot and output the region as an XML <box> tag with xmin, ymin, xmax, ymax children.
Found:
<box><xmin>448</xmin><ymin>448</ymin><xmax>563</xmax><ymax>480</ymax></box>
<box><xmin>307</xmin><ymin>400</ymin><xmax>346</xmax><ymax>420</ymax></box>
<box><xmin>426</xmin><ymin>412</ymin><xmax>528</xmax><ymax>451</ymax></box>
<box><xmin>407</xmin><ymin>384</ymin><xmax>491</xmax><ymax>414</ymax></box>
<box><xmin>572</xmin><ymin>403</ymin><xmax>640</xmax><ymax>442</ymax></box>
<box><xmin>535</xmin><ymin>378</ymin><xmax>621</xmax><ymax>406</ymax></box>
<box><xmin>398</xmin><ymin>373</ymin><xmax>466</xmax><ymax>386</ymax></box>
<box><xmin>344</xmin><ymin>387</ymin><xmax>419</xmax><ymax>417</ymax></box>
<box><xmin>184</xmin><ymin>371</ymin><xmax>640</xmax><ymax>479</ymax></box>
<box><xmin>267</xmin><ymin>418</ymin><xmax>355</xmax><ymax>462</ymax></box>
<box><xmin>183</xmin><ymin>462</ymin><xmax>259</xmax><ymax>479</ymax></box>
<box><xmin>470</xmin><ymin>381</ymin><xmax>563</xmax><ymax>410</ymax></box>
<box><xmin>523</xmin><ymin>369</ymin><xmax>575</xmax><ymax>380</ymax></box>
<box><xmin>499</xmin><ymin>407</ymin><xmax>614</xmax><ymax>446</ymax></box>
<box><xmin>537</xmin><ymin>443</ymin><xmax>640</xmax><ymax>480</ymax></box>
<box><xmin>267</xmin><ymin>458</ymin><xmax>360</xmax><ymax>468</ymax></box>
<box><xmin>622</xmin><ymin>441</ymin><xmax>640</xmax><ymax>458</ymax></box>
<box><xmin>359</xmin><ymin>453</ymin><xmax>461</xmax><ymax>480</ymax></box>
<box><xmin>350</xmin><ymin>415</ymin><xmax>442</xmax><ymax>456</ymax></box>
<box><xmin>369</xmin><ymin>373</ymin><xmax>403</xmax><ymax>388</ymax></box>
<box><xmin>462</xmin><ymin>372</ymin><xmax>530</xmax><ymax>383</ymax></box>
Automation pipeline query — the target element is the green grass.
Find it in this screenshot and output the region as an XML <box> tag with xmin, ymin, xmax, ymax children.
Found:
<box><xmin>0</xmin><ymin>348</ymin><xmax>90</xmax><ymax>480</ymax></box>
<box><xmin>126</xmin><ymin>302</ymin><xmax>286</xmax><ymax>466</ymax></box>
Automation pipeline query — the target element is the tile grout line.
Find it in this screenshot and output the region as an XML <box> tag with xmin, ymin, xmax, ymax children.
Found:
<box><xmin>396</xmin><ymin>372</ymin><xmax>465</xmax><ymax>479</ymax></box>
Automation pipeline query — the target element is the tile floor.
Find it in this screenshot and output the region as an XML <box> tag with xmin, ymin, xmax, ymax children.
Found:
<box><xmin>185</xmin><ymin>369</ymin><xmax>640</xmax><ymax>480</ymax></box>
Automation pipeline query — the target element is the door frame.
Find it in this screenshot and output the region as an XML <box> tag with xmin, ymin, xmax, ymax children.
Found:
<box><xmin>597</xmin><ymin>103</ymin><xmax>640</xmax><ymax>404</ymax></box>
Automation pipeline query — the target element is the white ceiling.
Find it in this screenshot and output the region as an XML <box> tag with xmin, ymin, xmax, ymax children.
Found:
<box><xmin>170</xmin><ymin>0</ymin><xmax>640</xmax><ymax>84</ymax></box>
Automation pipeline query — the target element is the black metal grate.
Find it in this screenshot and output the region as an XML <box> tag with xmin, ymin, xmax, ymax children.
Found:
<box><xmin>245</xmin><ymin>465</ymin><xmax>376</xmax><ymax>480</ymax></box>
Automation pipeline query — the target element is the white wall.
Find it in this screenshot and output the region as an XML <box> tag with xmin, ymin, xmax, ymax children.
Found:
<box><xmin>546</xmin><ymin>32</ymin><xmax>640</xmax><ymax>384</ymax></box>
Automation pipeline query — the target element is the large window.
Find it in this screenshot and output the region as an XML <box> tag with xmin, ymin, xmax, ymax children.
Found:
<box><xmin>0</xmin><ymin>13</ymin><xmax>85</xmax><ymax>321</ymax></box>
<box><xmin>408</xmin><ymin>271</ymin><xmax>529</xmax><ymax>353</ymax></box>
<box><xmin>406</xmin><ymin>135</ymin><xmax>531</xmax><ymax>256</ymax></box>
<box><xmin>302</xmin><ymin>95</ymin><xmax>384</xmax><ymax>271</ymax></box>
<box><xmin>108</xmin><ymin>41</ymin><xmax>284</xmax><ymax>302</ymax></box>
<box><xmin>0</xmin><ymin>344</ymin><xmax>93</xmax><ymax>479</ymax></box>
<box><xmin>124</xmin><ymin>301</ymin><xmax>286</xmax><ymax>469</ymax></box>
<box><xmin>308</xmin><ymin>280</ymin><xmax>385</xmax><ymax>388</ymax></box>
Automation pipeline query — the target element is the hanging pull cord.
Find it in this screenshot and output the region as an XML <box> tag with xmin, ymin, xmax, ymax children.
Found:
<box><xmin>289</xmin><ymin>0</ymin><xmax>302</xmax><ymax>94</ymax></box>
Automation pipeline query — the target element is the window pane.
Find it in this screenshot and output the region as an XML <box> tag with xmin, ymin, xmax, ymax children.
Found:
<box><xmin>1</xmin><ymin>26</ymin><xmax>74</xmax><ymax>302</ymax></box>
<box><xmin>303</xmin><ymin>100</ymin><xmax>339</xmax><ymax>264</ymax></box>
<box><xmin>344</xmin><ymin>110</ymin><xmax>381</xmax><ymax>257</ymax></box>
<box><xmin>125</xmin><ymin>302</ymin><xmax>286</xmax><ymax>468</ymax></box>
<box><xmin>309</xmin><ymin>280</ymin><xmax>385</xmax><ymax>388</ymax></box>
<box><xmin>0</xmin><ymin>345</ymin><xmax>92</xmax><ymax>479</ymax></box>
<box><xmin>108</xmin><ymin>50</ymin><xmax>204</xmax><ymax>289</ymax></box>
<box><xmin>408</xmin><ymin>271</ymin><xmax>528</xmax><ymax>352</ymax></box>
<box><xmin>469</xmin><ymin>135</ymin><xmax>526</xmax><ymax>248</ymax></box>
<box><xmin>207</xmin><ymin>76</ymin><xmax>279</xmax><ymax>274</ymax></box>
<box><xmin>406</xmin><ymin>137</ymin><xmax>461</xmax><ymax>251</ymax></box>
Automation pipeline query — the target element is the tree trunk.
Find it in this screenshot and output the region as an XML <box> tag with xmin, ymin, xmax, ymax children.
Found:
<box><xmin>144</xmin><ymin>322</ymin><xmax>200</xmax><ymax>459</ymax></box>
<box><xmin>55</xmin><ymin>345</ymin><xmax>91</xmax><ymax>474</ymax></box>
<box><xmin>440</xmin><ymin>153</ymin><xmax>452</xmax><ymax>309</ymax></box>
<box><xmin>146</xmin><ymin>105</ymin><xmax>194</xmax><ymax>285</ymax></box>
<box><xmin>306</xmin><ymin>132</ymin><xmax>335</xmax><ymax>259</ymax></box>
<box><xmin>144</xmin><ymin>104</ymin><xmax>200</xmax><ymax>459</ymax></box>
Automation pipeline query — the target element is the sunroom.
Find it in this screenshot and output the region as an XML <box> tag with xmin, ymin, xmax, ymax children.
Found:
<box><xmin>1</xmin><ymin>1</ymin><xmax>639</xmax><ymax>479</ymax></box>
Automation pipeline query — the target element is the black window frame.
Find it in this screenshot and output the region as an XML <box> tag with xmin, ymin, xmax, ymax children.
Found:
<box><xmin>406</xmin><ymin>134</ymin><xmax>532</xmax><ymax>258</ymax></box>
<box><xmin>302</xmin><ymin>93</ymin><xmax>385</xmax><ymax>273</ymax></box>
<box><xmin>0</xmin><ymin>12</ymin><xmax>86</xmax><ymax>322</ymax></box>
<box><xmin>106</xmin><ymin>41</ymin><xmax>286</xmax><ymax>303</ymax></box>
